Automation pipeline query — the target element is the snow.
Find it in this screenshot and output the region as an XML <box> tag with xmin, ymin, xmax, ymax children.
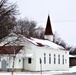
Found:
<box><xmin>22</xmin><ymin>54</ymin><xmax>33</xmax><ymax>58</ymax></box>
<box><xmin>69</xmin><ymin>55</ymin><xmax>76</xmax><ymax>58</ymax></box>
<box><xmin>18</xmin><ymin>33</ymin><xmax>64</xmax><ymax>50</ymax></box>
<box><xmin>69</xmin><ymin>66</ymin><xmax>76</xmax><ymax>72</ymax></box>
<box><xmin>0</xmin><ymin>66</ymin><xmax>76</xmax><ymax>75</ymax></box>
<box><xmin>0</xmin><ymin>33</ymin><xmax>65</xmax><ymax>50</ymax></box>
<box><xmin>28</xmin><ymin>37</ymin><xmax>64</xmax><ymax>50</ymax></box>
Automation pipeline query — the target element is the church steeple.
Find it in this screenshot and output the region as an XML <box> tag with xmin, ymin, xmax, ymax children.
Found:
<box><xmin>44</xmin><ymin>15</ymin><xmax>53</xmax><ymax>41</ymax></box>
<box><xmin>44</xmin><ymin>15</ymin><xmax>53</xmax><ymax>35</ymax></box>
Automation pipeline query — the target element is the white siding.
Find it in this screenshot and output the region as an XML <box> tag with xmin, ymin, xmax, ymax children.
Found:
<box><xmin>35</xmin><ymin>47</ymin><xmax>69</xmax><ymax>71</ymax></box>
<box><xmin>0</xmin><ymin>45</ymin><xmax>69</xmax><ymax>71</ymax></box>
<box><xmin>24</xmin><ymin>44</ymin><xmax>37</xmax><ymax>71</ymax></box>
<box><xmin>0</xmin><ymin>33</ymin><xmax>69</xmax><ymax>71</ymax></box>
<box><xmin>44</xmin><ymin>35</ymin><xmax>53</xmax><ymax>41</ymax></box>
<box><xmin>0</xmin><ymin>54</ymin><xmax>23</xmax><ymax>70</ymax></box>
<box><xmin>23</xmin><ymin>44</ymin><xmax>69</xmax><ymax>71</ymax></box>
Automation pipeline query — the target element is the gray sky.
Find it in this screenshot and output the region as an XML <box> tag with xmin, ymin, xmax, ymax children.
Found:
<box><xmin>10</xmin><ymin>0</ymin><xmax>76</xmax><ymax>47</ymax></box>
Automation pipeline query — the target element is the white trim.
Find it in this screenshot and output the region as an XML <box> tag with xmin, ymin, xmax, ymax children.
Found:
<box><xmin>23</xmin><ymin>54</ymin><xmax>33</xmax><ymax>58</ymax></box>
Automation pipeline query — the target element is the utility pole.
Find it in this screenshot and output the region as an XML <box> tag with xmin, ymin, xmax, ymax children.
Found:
<box><xmin>12</xmin><ymin>46</ymin><xmax>16</xmax><ymax>75</ymax></box>
<box><xmin>12</xmin><ymin>55</ymin><xmax>15</xmax><ymax>75</ymax></box>
<box><xmin>40</xmin><ymin>58</ymin><xmax>42</xmax><ymax>75</ymax></box>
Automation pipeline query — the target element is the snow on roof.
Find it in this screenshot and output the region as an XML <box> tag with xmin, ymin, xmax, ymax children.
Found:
<box><xmin>22</xmin><ymin>35</ymin><xmax>65</xmax><ymax>50</ymax></box>
<box><xmin>0</xmin><ymin>33</ymin><xmax>65</xmax><ymax>50</ymax></box>
<box><xmin>10</xmin><ymin>34</ymin><xmax>65</xmax><ymax>50</ymax></box>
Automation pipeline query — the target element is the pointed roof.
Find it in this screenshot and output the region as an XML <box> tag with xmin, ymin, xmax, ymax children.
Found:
<box><xmin>44</xmin><ymin>15</ymin><xmax>53</xmax><ymax>35</ymax></box>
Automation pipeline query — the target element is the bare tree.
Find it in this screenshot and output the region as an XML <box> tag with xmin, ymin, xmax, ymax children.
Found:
<box><xmin>53</xmin><ymin>32</ymin><xmax>76</xmax><ymax>55</ymax></box>
<box><xmin>0</xmin><ymin>33</ymin><xmax>23</xmax><ymax>74</ymax></box>
<box><xmin>13</xmin><ymin>18</ymin><xmax>45</xmax><ymax>39</ymax></box>
<box><xmin>34</xmin><ymin>26</ymin><xmax>44</xmax><ymax>38</ymax></box>
<box><xmin>0</xmin><ymin>0</ymin><xmax>18</xmax><ymax>39</ymax></box>
<box><xmin>53</xmin><ymin>32</ymin><xmax>69</xmax><ymax>48</ymax></box>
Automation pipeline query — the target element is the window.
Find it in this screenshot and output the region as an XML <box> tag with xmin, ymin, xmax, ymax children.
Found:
<box><xmin>58</xmin><ymin>55</ymin><xmax>60</xmax><ymax>64</ymax></box>
<box><xmin>44</xmin><ymin>53</ymin><xmax>46</xmax><ymax>64</ymax></box>
<box><xmin>19</xmin><ymin>59</ymin><xmax>21</xmax><ymax>62</ymax></box>
<box><xmin>65</xmin><ymin>59</ymin><xmax>67</xmax><ymax>63</ymax></box>
<box><xmin>62</xmin><ymin>55</ymin><xmax>64</xmax><ymax>64</ymax></box>
<box><xmin>54</xmin><ymin>54</ymin><xmax>56</xmax><ymax>64</ymax></box>
<box><xmin>28</xmin><ymin>58</ymin><xmax>31</xmax><ymax>64</ymax></box>
<box><xmin>49</xmin><ymin>54</ymin><xmax>51</xmax><ymax>64</ymax></box>
<box><xmin>40</xmin><ymin>58</ymin><xmax>42</xmax><ymax>64</ymax></box>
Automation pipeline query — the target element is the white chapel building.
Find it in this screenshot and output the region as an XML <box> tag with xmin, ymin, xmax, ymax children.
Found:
<box><xmin>0</xmin><ymin>15</ymin><xmax>69</xmax><ymax>71</ymax></box>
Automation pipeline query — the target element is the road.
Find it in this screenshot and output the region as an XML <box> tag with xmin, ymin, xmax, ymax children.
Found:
<box><xmin>56</xmin><ymin>72</ymin><xmax>76</xmax><ymax>75</ymax></box>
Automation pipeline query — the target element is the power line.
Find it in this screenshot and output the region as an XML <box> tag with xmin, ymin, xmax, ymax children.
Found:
<box><xmin>38</xmin><ymin>20</ymin><xmax>76</xmax><ymax>23</ymax></box>
<box><xmin>52</xmin><ymin>20</ymin><xmax>76</xmax><ymax>23</ymax></box>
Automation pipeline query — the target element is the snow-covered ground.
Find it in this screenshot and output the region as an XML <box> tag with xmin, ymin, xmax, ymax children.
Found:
<box><xmin>0</xmin><ymin>66</ymin><xmax>76</xmax><ymax>75</ymax></box>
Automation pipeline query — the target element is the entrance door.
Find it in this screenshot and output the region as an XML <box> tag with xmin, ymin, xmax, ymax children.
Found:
<box><xmin>1</xmin><ymin>60</ymin><xmax>7</xmax><ymax>71</ymax></box>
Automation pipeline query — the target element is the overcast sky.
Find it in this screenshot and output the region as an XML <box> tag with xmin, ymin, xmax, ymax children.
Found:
<box><xmin>10</xmin><ymin>0</ymin><xmax>76</xmax><ymax>47</ymax></box>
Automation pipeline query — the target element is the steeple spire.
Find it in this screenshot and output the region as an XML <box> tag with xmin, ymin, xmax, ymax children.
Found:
<box><xmin>44</xmin><ymin>15</ymin><xmax>53</xmax><ymax>35</ymax></box>
<box><xmin>44</xmin><ymin>15</ymin><xmax>53</xmax><ymax>41</ymax></box>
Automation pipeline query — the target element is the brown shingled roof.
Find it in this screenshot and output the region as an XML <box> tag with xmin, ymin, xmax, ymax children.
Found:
<box><xmin>0</xmin><ymin>46</ymin><xmax>23</xmax><ymax>54</ymax></box>
<box><xmin>44</xmin><ymin>15</ymin><xmax>53</xmax><ymax>35</ymax></box>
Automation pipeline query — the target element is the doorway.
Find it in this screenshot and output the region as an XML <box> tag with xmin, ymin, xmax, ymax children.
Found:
<box><xmin>1</xmin><ymin>60</ymin><xmax>7</xmax><ymax>71</ymax></box>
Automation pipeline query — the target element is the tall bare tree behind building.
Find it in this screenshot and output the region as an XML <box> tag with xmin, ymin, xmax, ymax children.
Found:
<box><xmin>0</xmin><ymin>0</ymin><xmax>18</xmax><ymax>39</ymax></box>
<box><xmin>14</xmin><ymin>18</ymin><xmax>44</xmax><ymax>38</ymax></box>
